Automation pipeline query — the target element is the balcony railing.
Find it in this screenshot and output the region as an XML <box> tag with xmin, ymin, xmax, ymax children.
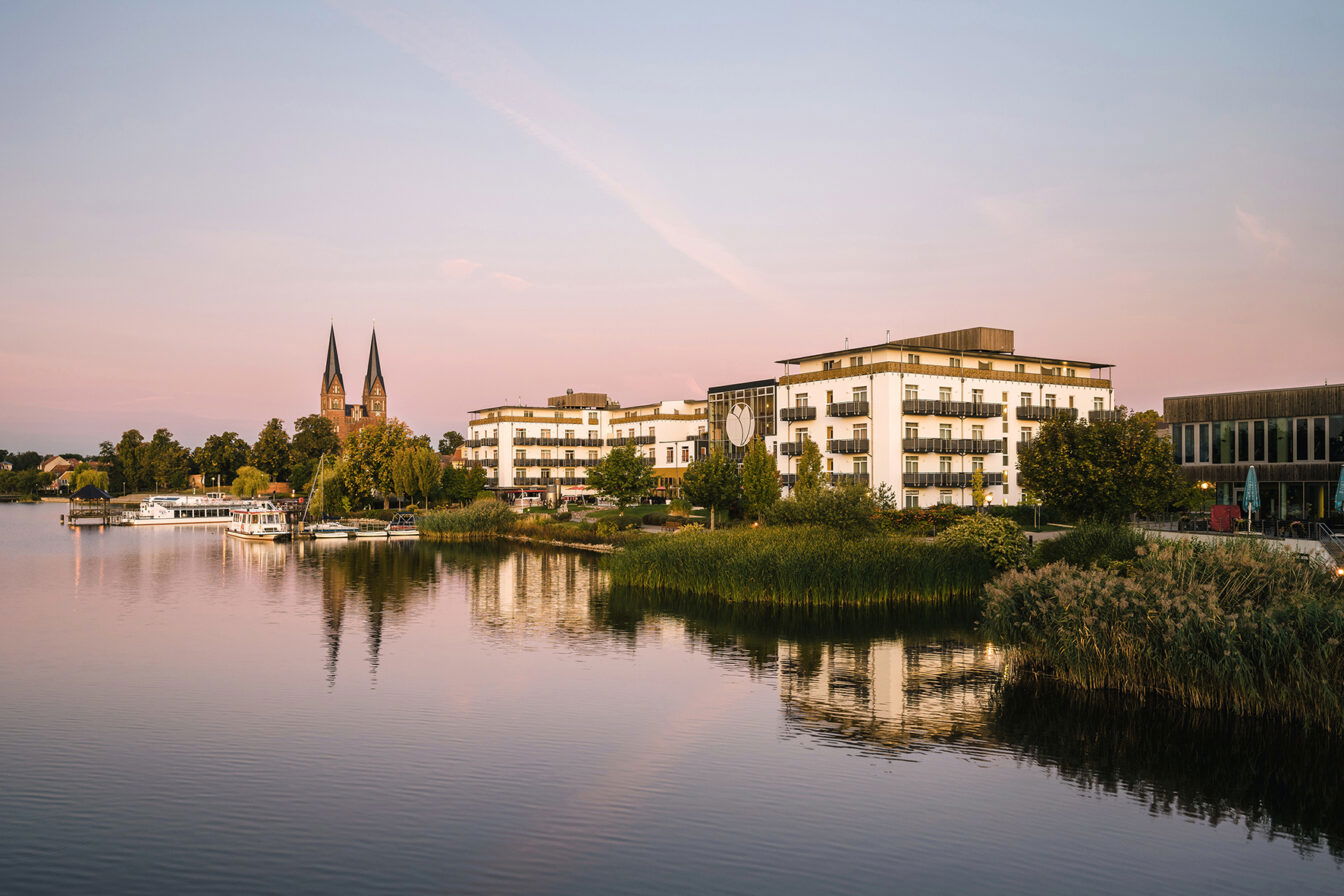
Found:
<box><xmin>484</xmin><ymin>478</ymin><xmax>499</xmax><ymax>488</ymax></box>
<box><xmin>480</xmin><ymin>458</ymin><xmax>499</xmax><ymax>468</ymax></box>
<box><xmin>833</xmin><ymin>472</ymin><xmax>870</xmax><ymax>486</ymax></box>
<box><xmin>1088</xmin><ymin>409</ymin><xmax>1124</xmax><ymax>423</ymax></box>
<box><xmin>1015</xmin><ymin>406</ymin><xmax>1078</xmax><ymax>422</ymax></box>
<box><xmin>902</xmin><ymin>438</ymin><xmax>1005</xmax><ymax>455</ymax></box>
<box><xmin>779</xmin><ymin>441</ymin><xmax>809</xmax><ymax>457</ymax></box>
<box><xmin>780</xmin><ymin>406</ymin><xmax>817</xmax><ymax>421</ymax></box>
<box><xmin>465</xmin><ymin>437</ymin><xmax>498</xmax><ymax>448</ymax></box>
<box><xmin>604</xmin><ymin>435</ymin><xmax>655</xmax><ymax>446</ymax></box>
<box><xmin>827</xmin><ymin>438</ymin><xmax>870</xmax><ymax>454</ymax></box>
<box><xmin>513</xmin><ymin>437</ymin><xmax>604</xmax><ymax>447</ymax></box>
<box><xmin>827</xmin><ymin>400</ymin><xmax>870</xmax><ymax>417</ymax></box>
<box><xmin>512</xmin><ymin>457</ymin><xmax>599</xmax><ymax>467</ymax></box>
<box><xmin>902</xmin><ymin>400</ymin><xmax>1003</xmax><ymax>418</ymax></box>
<box><xmin>901</xmin><ymin>472</ymin><xmax>1005</xmax><ymax>488</ymax></box>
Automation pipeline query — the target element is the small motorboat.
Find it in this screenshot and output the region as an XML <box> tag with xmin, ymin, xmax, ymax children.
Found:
<box><xmin>309</xmin><ymin>521</ymin><xmax>356</xmax><ymax>539</ymax></box>
<box><xmin>386</xmin><ymin>512</ymin><xmax>419</xmax><ymax>538</ymax></box>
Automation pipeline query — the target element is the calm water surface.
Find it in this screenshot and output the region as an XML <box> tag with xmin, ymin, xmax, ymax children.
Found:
<box><xmin>2</xmin><ymin>504</ymin><xmax>1342</xmax><ymax>894</ymax></box>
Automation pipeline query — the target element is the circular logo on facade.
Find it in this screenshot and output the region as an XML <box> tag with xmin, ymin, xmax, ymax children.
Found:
<box><xmin>725</xmin><ymin>403</ymin><xmax>755</xmax><ymax>447</ymax></box>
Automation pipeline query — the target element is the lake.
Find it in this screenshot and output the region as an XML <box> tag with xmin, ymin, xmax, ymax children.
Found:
<box><xmin>2</xmin><ymin>503</ymin><xmax>1342</xmax><ymax>894</ymax></box>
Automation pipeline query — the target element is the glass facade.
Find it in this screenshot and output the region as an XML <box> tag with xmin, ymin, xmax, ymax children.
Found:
<box><xmin>708</xmin><ymin>379</ymin><xmax>777</xmax><ymax>462</ymax></box>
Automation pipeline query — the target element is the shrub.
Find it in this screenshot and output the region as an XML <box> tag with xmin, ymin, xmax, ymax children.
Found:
<box><xmin>668</xmin><ymin>498</ymin><xmax>692</xmax><ymax>518</ymax></box>
<box><xmin>765</xmin><ymin>485</ymin><xmax>880</xmax><ymax>531</ymax></box>
<box><xmin>1036</xmin><ymin>521</ymin><xmax>1149</xmax><ymax>568</ymax></box>
<box><xmin>418</xmin><ymin>499</ymin><xmax>516</xmax><ymax>537</ymax></box>
<box><xmin>554</xmin><ymin>511</ymin><xmax>572</xmax><ymax>522</ymax></box>
<box><xmin>606</xmin><ymin>525</ymin><xmax>994</xmax><ymax>606</ymax></box>
<box><xmin>641</xmin><ymin>511</ymin><xmax>668</xmax><ymax>526</ymax></box>
<box><xmin>882</xmin><ymin>504</ymin><xmax>968</xmax><ymax>535</ymax></box>
<box><xmin>983</xmin><ymin>538</ymin><xmax>1344</xmax><ymax>728</ymax></box>
<box><xmin>935</xmin><ymin>514</ymin><xmax>1030</xmax><ymax>569</ymax></box>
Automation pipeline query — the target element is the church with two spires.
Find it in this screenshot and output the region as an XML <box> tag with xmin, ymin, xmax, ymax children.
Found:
<box><xmin>320</xmin><ymin>326</ymin><xmax>387</xmax><ymax>439</ymax></box>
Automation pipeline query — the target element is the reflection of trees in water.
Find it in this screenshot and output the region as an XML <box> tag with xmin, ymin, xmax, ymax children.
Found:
<box><xmin>439</xmin><ymin>543</ymin><xmax>616</xmax><ymax>650</ymax></box>
<box><xmin>989</xmin><ymin>681</ymin><xmax>1344</xmax><ymax>862</ymax></box>
<box><xmin>301</xmin><ymin>539</ymin><xmax>440</xmax><ymax>683</ymax></box>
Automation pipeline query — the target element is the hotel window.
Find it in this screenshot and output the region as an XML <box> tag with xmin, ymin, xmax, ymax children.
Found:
<box><xmin>797</xmin><ymin>428</ymin><xmax>810</xmax><ymax>442</ymax></box>
<box><xmin>853</xmin><ymin>424</ymin><xmax>868</xmax><ymax>440</ymax></box>
<box><xmin>515</xmin><ymin>449</ymin><xmax>525</xmax><ymax>460</ymax></box>
<box><xmin>541</xmin><ymin>450</ymin><xmax>551</xmax><ymax>461</ymax></box>
<box><xmin>904</xmin><ymin>491</ymin><xmax>920</xmax><ymax>509</ymax></box>
<box><xmin>681</xmin><ymin>446</ymin><xmax>690</xmax><ymax>463</ymax></box>
<box><xmin>1314</xmin><ymin>417</ymin><xmax>1327</xmax><ymax>460</ymax></box>
<box><xmin>588</xmin><ymin>451</ymin><xmax>598</xmax><ymax>460</ymax></box>
<box><xmin>949</xmin><ymin>357</ymin><xmax>962</xmax><ymax>368</ymax></box>
<box><xmin>907</xmin><ymin>354</ymin><xmax>920</xmax><ymax>364</ymax></box>
<box><xmin>825</xmin><ymin>390</ymin><xmax>834</xmax><ymax>404</ymax></box>
<box><xmin>971</xmin><ymin>388</ymin><xmax>984</xmax><ymax>403</ymax></box>
<box><xmin>1003</xmin><ymin>420</ymin><xmax>1009</xmax><ymax>433</ymax></box>
<box><xmin>826</xmin><ymin>458</ymin><xmax>834</xmax><ymax>472</ymax></box>
<box><xmin>939</xmin><ymin>490</ymin><xmax>954</xmax><ymax>505</ymax></box>
<box><xmin>972</xmin><ymin>457</ymin><xmax>984</xmax><ymax>472</ymax></box>
<box><xmin>1068</xmin><ymin>395</ymin><xmax>1075</xmax><ymax>408</ymax></box>
<box><xmin>852</xmin><ymin>386</ymin><xmax>867</xmax><ymax>403</ymax></box>
<box><xmin>1003</xmin><ymin>483</ymin><xmax>1010</xmax><ymax>494</ymax></box>
<box><xmin>564</xmin><ymin>468</ymin><xmax>575</xmax><ymax>479</ymax></box>
<box><xmin>1200</xmin><ymin>423</ymin><xmax>1211</xmax><ymax>463</ymax></box>
<box><xmin>564</xmin><ymin>450</ymin><xmax>575</xmax><ymax>462</ymax></box>
<box><xmin>541</xmin><ymin>429</ymin><xmax>551</xmax><ymax>438</ymax></box>
<box><xmin>823</xmin><ymin>359</ymin><xmax>838</xmax><ymax>370</ymax></box>
<box><xmin>1093</xmin><ymin>397</ymin><xmax>1104</xmax><ymax>411</ymax></box>
<box><xmin>940</xmin><ymin>423</ymin><xmax>953</xmax><ymax>439</ymax></box>
<box><xmin>648</xmin><ymin>448</ymin><xmax>656</xmax><ymax>461</ymax></box>
<box><xmin>1295</xmin><ymin>419</ymin><xmax>1309</xmax><ymax>461</ymax></box>
<box><xmin>1189</xmin><ymin>424</ymin><xmax>1200</xmax><ymax>464</ymax></box>
<box><xmin>939</xmin><ymin>456</ymin><xmax>953</xmax><ymax>473</ymax></box>
<box><xmin>795</xmin><ymin>392</ymin><xmax>809</xmax><ymax>408</ymax></box>
<box><xmin>1332</xmin><ymin>415</ymin><xmax>1344</xmax><ymax>462</ymax></box>
<box><xmin>850</xmin><ymin>355</ymin><xmax>864</xmax><ymax>367</ymax></box>
<box><xmin>1002</xmin><ymin>454</ymin><xmax>1010</xmax><ymax>466</ymax></box>
<box><xmin>564</xmin><ymin>430</ymin><xmax>575</xmax><ymax>439</ymax></box>
<box><xmin>1066</xmin><ymin>369</ymin><xmax>1076</xmax><ymax>377</ymax></box>
<box><xmin>666</xmin><ymin>447</ymin><xmax>674</xmax><ymax>463</ymax></box>
<box><xmin>540</xmin><ymin>469</ymin><xmax>551</xmax><ymax>481</ymax></box>
<box><xmin>523</xmin><ymin>411</ymin><xmax>534</xmax><ymax>417</ymax></box>
<box><xmin>554</xmin><ymin>412</ymin><xmax>563</xmax><ymax>419</ymax></box>
<box><xmin>589</xmin><ymin>429</ymin><xmax>598</xmax><ymax>439</ymax></box>
<box><xmin>1020</xmin><ymin>392</ymin><xmax>1032</xmax><ymax>407</ymax></box>
<box><xmin>905</xmin><ymin>385</ymin><xmax>919</xmax><ymax>400</ymax></box>
<box><xmin>939</xmin><ymin>386</ymin><xmax>953</xmax><ymax>401</ymax></box>
<box><xmin>649</xmin><ymin>427</ymin><xmax>656</xmax><ymax>439</ymax></box>
<box><xmin>978</xmin><ymin>361</ymin><xmax>992</xmax><ymax>370</ymax></box>
<box><xmin>854</xmin><ymin>457</ymin><xmax>868</xmax><ymax>475</ymax></box>
<box><xmin>1044</xmin><ymin>394</ymin><xmax>1057</xmax><ymax>408</ymax></box>
<box><xmin>1022</xmin><ymin>427</ymin><xmax>1034</xmax><ymax>441</ymax></box>
<box><xmin>515</xmin><ymin>428</ymin><xmax>526</xmax><ymax>439</ymax></box>
<box><xmin>588</xmin><ymin>413</ymin><xmax>598</xmax><ymax>425</ymax></box>
<box><xmin>1014</xmin><ymin>363</ymin><xmax>1026</xmax><ymax>373</ymax></box>
<box><xmin>904</xmin><ymin>423</ymin><xmax>918</xmax><ymax>439</ymax></box>
<box><xmin>826</xmin><ymin>426</ymin><xmax>834</xmax><ymax>440</ymax></box>
<box><xmin>971</xmin><ymin>425</ymin><xmax>984</xmax><ymax>439</ymax></box>
<box><xmin>904</xmin><ymin>457</ymin><xmax>919</xmax><ymax>474</ymax></box>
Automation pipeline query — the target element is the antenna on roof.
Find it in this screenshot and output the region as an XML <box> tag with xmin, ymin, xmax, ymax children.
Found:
<box><xmin>885</xmin><ymin>329</ymin><xmax>890</xmax><ymax>342</ymax></box>
<box><xmin>845</xmin><ymin>336</ymin><xmax>849</xmax><ymax>350</ymax></box>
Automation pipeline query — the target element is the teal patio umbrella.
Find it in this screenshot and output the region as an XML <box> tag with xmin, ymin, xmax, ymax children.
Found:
<box><xmin>1242</xmin><ymin>466</ymin><xmax>1261</xmax><ymax>529</ymax></box>
<box><xmin>1334</xmin><ymin>466</ymin><xmax>1344</xmax><ymax>514</ymax></box>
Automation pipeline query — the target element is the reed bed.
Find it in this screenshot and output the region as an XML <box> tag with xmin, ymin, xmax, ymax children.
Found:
<box><xmin>984</xmin><ymin>538</ymin><xmax>1344</xmax><ymax>729</ymax></box>
<box><xmin>418</xmin><ymin>500</ymin><xmax>517</xmax><ymax>539</ymax></box>
<box><xmin>605</xmin><ymin>526</ymin><xmax>995</xmax><ymax>607</ymax></box>
<box><xmin>1035</xmin><ymin>521</ymin><xmax>1149</xmax><ymax>567</ymax></box>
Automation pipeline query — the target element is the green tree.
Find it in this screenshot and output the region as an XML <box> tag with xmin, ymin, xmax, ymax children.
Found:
<box><xmin>681</xmin><ymin>448</ymin><xmax>741</xmax><ymax>530</ymax></box>
<box><xmin>740</xmin><ymin>436</ymin><xmax>780</xmax><ymax>521</ymax></box>
<box><xmin>453</xmin><ymin>464</ymin><xmax>489</xmax><ymax>504</ymax></box>
<box><xmin>115</xmin><ymin>430</ymin><xmax>147</xmax><ymax>493</ymax></box>
<box><xmin>231</xmin><ymin>465</ymin><xmax>271</xmax><ymax>498</ymax></box>
<box><xmin>1017</xmin><ymin>408</ymin><xmax>1187</xmax><ymax>523</ymax></box>
<box><xmin>289</xmin><ymin>415</ymin><xmax>340</xmax><ymax>491</ymax></box>
<box><xmin>340</xmin><ymin>418</ymin><xmax>414</xmax><ymax>508</ymax></box>
<box><xmin>249</xmin><ymin>419</ymin><xmax>291</xmax><ymax>483</ymax></box>
<box><xmin>438</xmin><ymin>431</ymin><xmax>465</xmax><ymax>455</ymax></box>
<box><xmin>587</xmin><ymin>442</ymin><xmax>655</xmax><ymax>512</ymax></box>
<box><xmin>391</xmin><ymin>445</ymin><xmax>441</xmax><ymax>506</ymax></box>
<box><xmin>194</xmin><ymin>432</ymin><xmax>249</xmax><ymax>488</ymax></box>
<box><xmin>73</xmin><ymin>466</ymin><xmax>110</xmax><ymax>491</ymax></box>
<box><xmin>970</xmin><ymin>468</ymin><xmax>987</xmax><ymax>508</ymax></box>
<box><xmin>794</xmin><ymin>439</ymin><xmax>823</xmax><ymax>495</ymax></box>
<box><xmin>144</xmin><ymin>428</ymin><xmax>190</xmax><ymax>491</ymax></box>
<box><xmin>311</xmin><ymin>460</ymin><xmax>349</xmax><ymax>519</ymax></box>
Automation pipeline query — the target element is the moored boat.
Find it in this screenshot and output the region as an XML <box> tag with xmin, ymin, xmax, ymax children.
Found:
<box><xmin>226</xmin><ymin>504</ymin><xmax>290</xmax><ymax>541</ymax></box>
<box><xmin>123</xmin><ymin>493</ymin><xmax>263</xmax><ymax>526</ymax></box>
<box><xmin>386</xmin><ymin>512</ymin><xmax>419</xmax><ymax>538</ymax></box>
<box><xmin>309</xmin><ymin>521</ymin><xmax>357</xmax><ymax>539</ymax></box>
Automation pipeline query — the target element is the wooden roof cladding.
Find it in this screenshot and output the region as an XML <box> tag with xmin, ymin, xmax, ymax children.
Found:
<box><xmin>778</xmin><ymin>360</ymin><xmax>1112</xmax><ymax>389</ymax></box>
<box><xmin>1164</xmin><ymin>384</ymin><xmax>1344</xmax><ymax>423</ymax></box>
<box><xmin>899</xmin><ymin>326</ymin><xmax>1015</xmax><ymax>353</ymax></box>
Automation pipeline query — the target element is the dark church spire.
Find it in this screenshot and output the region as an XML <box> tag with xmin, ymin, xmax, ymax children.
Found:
<box><xmin>363</xmin><ymin>328</ymin><xmax>386</xmax><ymax>396</ymax></box>
<box><xmin>323</xmin><ymin>325</ymin><xmax>345</xmax><ymax>394</ymax></box>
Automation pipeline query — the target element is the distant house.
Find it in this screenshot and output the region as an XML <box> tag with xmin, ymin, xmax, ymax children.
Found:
<box><xmin>0</xmin><ymin>461</ymin><xmax>12</xmax><ymax>471</ymax></box>
<box><xmin>41</xmin><ymin>456</ymin><xmax>77</xmax><ymax>476</ymax></box>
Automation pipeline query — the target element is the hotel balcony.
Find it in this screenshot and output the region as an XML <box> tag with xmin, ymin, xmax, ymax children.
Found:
<box><xmin>479</xmin><ymin>458</ymin><xmax>499</xmax><ymax>468</ymax></box>
<box><xmin>902</xmin><ymin>400</ymin><xmax>1003</xmax><ymax>418</ymax></box>
<box><xmin>1015</xmin><ymin>406</ymin><xmax>1079</xmax><ymax>422</ymax></box>
<box><xmin>514</xmin><ymin>476</ymin><xmax>588</xmax><ymax>486</ymax></box>
<box><xmin>827</xmin><ymin>401</ymin><xmax>870</xmax><ymax>417</ymax></box>
<box><xmin>515</xmin><ymin>437</ymin><xmax>606</xmax><ymax>447</ymax></box>
<box><xmin>779</xmin><ymin>440</ymin><xmax>810</xmax><ymax>457</ymax></box>
<box><xmin>779</xmin><ymin>473</ymin><xmax>797</xmax><ymax>487</ymax></box>
<box><xmin>833</xmin><ymin>472</ymin><xmax>870</xmax><ymax>486</ymax></box>
<box><xmin>512</xmin><ymin>457</ymin><xmax>599</xmax><ymax>467</ymax></box>
<box><xmin>827</xmin><ymin>438</ymin><xmax>870</xmax><ymax>454</ymax></box>
<box><xmin>901</xmin><ymin>438</ymin><xmax>1005</xmax><ymax>455</ymax></box>
<box><xmin>604</xmin><ymin>435</ymin><xmax>656</xmax><ymax>446</ymax></box>
<box><xmin>1088</xmin><ymin>409</ymin><xmax>1125</xmax><ymax>423</ymax></box>
<box><xmin>780</xmin><ymin>405</ymin><xmax>817</xmax><ymax>421</ymax></box>
<box><xmin>465</xmin><ymin>437</ymin><xmax>498</xmax><ymax>448</ymax></box>
<box><xmin>902</xmin><ymin>472</ymin><xmax>1005</xmax><ymax>488</ymax></box>
<box><xmin>484</xmin><ymin>478</ymin><xmax>499</xmax><ymax>488</ymax></box>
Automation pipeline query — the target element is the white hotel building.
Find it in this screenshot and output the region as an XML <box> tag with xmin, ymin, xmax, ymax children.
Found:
<box><xmin>465</xmin><ymin>391</ymin><xmax>707</xmax><ymax>500</ymax></box>
<box><xmin>769</xmin><ymin>327</ymin><xmax>1116</xmax><ymax>506</ymax></box>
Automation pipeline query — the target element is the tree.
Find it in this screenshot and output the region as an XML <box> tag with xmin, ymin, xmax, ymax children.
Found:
<box><xmin>231</xmin><ymin>465</ymin><xmax>271</xmax><ymax>498</ymax></box>
<box><xmin>8</xmin><ymin>450</ymin><xmax>42</xmax><ymax>471</ymax></box>
<box><xmin>391</xmin><ymin>445</ymin><xmax>441</xmax><ymax>506</ymax></box>
<box><xmin>681</xmin><ymin>448</ymin><xmax>741</xmax><ymax>529</ymax></box>
<box><xmin>453</xmin><ymin>464</ymin><xmax>489</xmax><ymax>504</ymax></box>
<box><xmin>740</xmin><ymin>436</ymin><xmax>780</xmax><ymax>521</ymax></box>
<box><xmin>438</xmin><ymin>431</ymin><xmax>465</xmax><ymax>456</ymax></box>
<box><xmin>795</xmin><ymin>439</ymin><xmax>823</xmax><ymax>495</ymax></box>
<box><xmin>194</xmin><ymin>432</ymin><xmax>249</xmax><ymax>487</ymax></box>
<box><xmin>1017</xmin><ymin>408</ymin><xmax>1187</xmax><ymax>522</ymax></box>
<box><xmin>587</xmin><ymin>442</ymin><xmax>655</xmax><ymax>512</ymax></box>
<box><xmin>144</xmin><ymin>428</ymin><xmax>189</xmax><ymax>491</ymax></box>
<box><xmin>290</xmin><ymin>415</ymin><xmax>340</xmax><ymax>492</ymax></box>
<box><xmin>250</xmin><ymin>419</ymin><xmax>291</xmax><ymax>483</ymax></box>
<box><xmin>970</xmin><ymin>468</ymin><xmax>987</xmax><ymax>508</ymax></box>
<box><xmin>115</xmin><ymin>430</ymin><xmax>147</xmax><ymax>493</ymax></box>
<box><xmin>340</xmin><ymin>419</ymin><xmax>415</xmax><ymax>508</ymax></box>
<box><xmin>73</xmin><ymin>467</ymin><xmax>110</xmax><ymax>491</ymax></box>
<box><xmin>311</xmin><ymin>460</ymin><xmax>348</xmax><ymax>519</ymax></box>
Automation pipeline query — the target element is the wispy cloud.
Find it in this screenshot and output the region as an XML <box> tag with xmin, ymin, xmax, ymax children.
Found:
<box><xmin>1235</xmin><ymin>206</ymin><xmax>1291</xmax><ymax>258</ymax></box>
<box><xmin>439</xmin><ymin>256</ymin><xmax>530</xmax><ymax>289</ymax></box>
<box><xmin>490</xmin><ymin>272</ymin><xmax>530</xmax><ymax>290</ymax></box>
<box><xmin>440</xmin><ymin>257</ymin><xmax>483</xmax><ymax>279</ymax></box>
<box><xmin>333</xmin><ymin>0</ymin><xmax>773</xmax><ymax>302</ymax></box>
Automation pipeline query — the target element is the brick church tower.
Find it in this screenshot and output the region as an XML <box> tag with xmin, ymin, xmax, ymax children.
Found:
<box><xmin>321</xmin><ymin>325</ymin><xmax>387</xmax><ymax>439</ymax></box>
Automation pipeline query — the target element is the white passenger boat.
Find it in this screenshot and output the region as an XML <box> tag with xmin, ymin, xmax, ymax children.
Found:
<box><xmin>226</xmin><ymin>504</ymin><xmax>291</xmax><ymax>541</ymax></box>
<box><xmin>309</xmin><ymin>521</ymin><xmax>357</xmax><ymax>539</ymax></box>
<box><xmin>123</xmin><ymin>493</ymin><xmax>263</xmax><ymax>526</ymax></box>
<box><xmin>386</xmin><ymin>512</ymin><xmax>419</xmax><ymax>538</ymax></box>
<box><xmin>353</xmin><ymin>521</ymin><xmax>388</xmax><ymax>538</ymax></box>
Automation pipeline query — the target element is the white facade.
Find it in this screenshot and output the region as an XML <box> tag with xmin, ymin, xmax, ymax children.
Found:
<box><xmin>465</xmin><ymin>393</ymin><xmax>706</xmax><ymax>499</ymax></box>
<box><xmin>768</xmin><ymin>328</ymin><xmax>1115</xmax><ymax>506</ymax></box>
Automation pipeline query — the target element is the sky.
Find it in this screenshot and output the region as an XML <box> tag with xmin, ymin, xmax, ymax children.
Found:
<box><xmin>1</xmin><ymin>0</ymin><xmax>1341</xmax><ymax>452</ymax></box>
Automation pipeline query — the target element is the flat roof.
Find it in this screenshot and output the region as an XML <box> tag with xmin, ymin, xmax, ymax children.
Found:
<box><xmin>708</xmin><ymin>378</ymin><xmax>777</xmax><ymax>393</ymax></box>
<box><xmin>775</xmin><ymin>342</ymin><xmax>1111</xmax><ymax>369</ymax></box>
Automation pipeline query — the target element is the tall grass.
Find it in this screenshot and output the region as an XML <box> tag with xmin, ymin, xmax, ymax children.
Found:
<box><xmin>418</xmin><ymin>500</ymin><xmax>516</xmax><ymax>538</ymax></box>
<box><xmin>1035</xmin><ymin>521</ymin><xmax>1149</xmax><ymax>567</ymax></box>
<box><xmin>984</xmin><ymin>538</ymin><xmax>1344</xmax><ymax>729</ymax></box>
<box><xmin>605</xmin><ymin>526</ymin><xmax>995</xmax><ymax>606</ymax></box>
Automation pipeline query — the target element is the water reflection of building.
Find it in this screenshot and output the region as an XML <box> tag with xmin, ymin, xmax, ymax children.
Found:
<box><xmin>460</xmin><ymin>546</ymin><xmax>613</xmax><ymax>646</ymax></box>
<box><xmin>778</xmin><ymin>640</ymin><xmax>1002</xmax><ymax>752</ymax></box>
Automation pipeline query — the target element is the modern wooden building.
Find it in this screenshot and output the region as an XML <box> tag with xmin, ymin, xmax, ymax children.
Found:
<box><xmin>1164</xmin><ymin>384</ymin><xmax>1344</xmax><ymax>521</ymax></box>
